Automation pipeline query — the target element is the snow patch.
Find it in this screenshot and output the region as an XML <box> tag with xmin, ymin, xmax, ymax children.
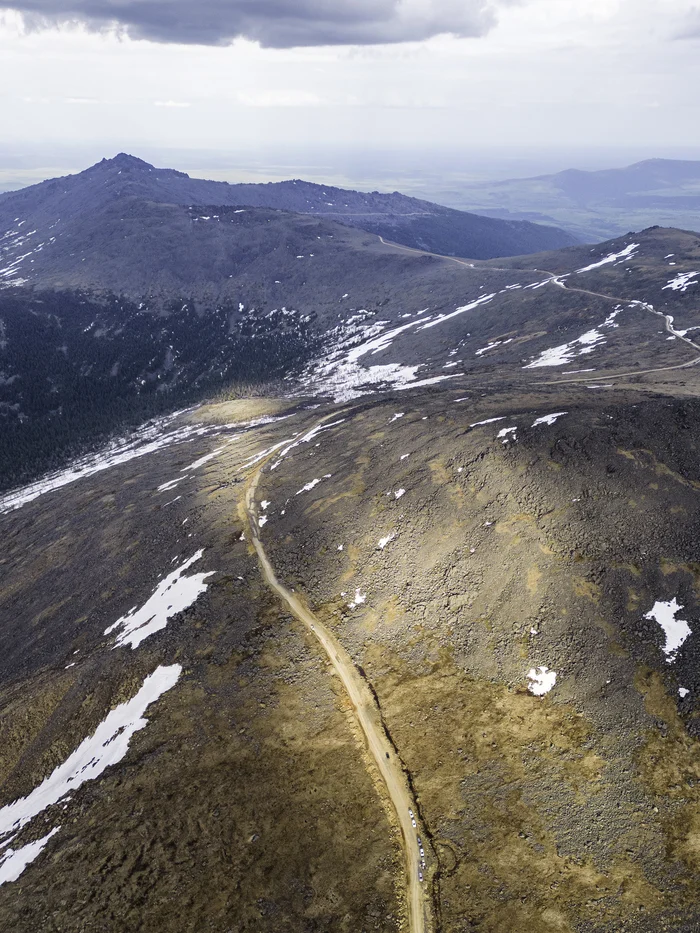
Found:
<box><xmin>272</xmin><ymin>420</ymin><xmax>344</xmax><ymax>468</ymax></box>
<box><xmin>295</xmin><ymin>474</ymin><xmax>331</xmax><ymax>495</ymax></box>
<box><xmin>158</xmin><ymin>476</ymin><xmax>186</xmax><ymax>492</ymax></box>
<box><xmin>527</xmin><ymin>666</ymin><xmax>557</xmax><ymax>696</ymax></box>
<box><xmin>182</xmin><ymin>444</ymin><xmax>230</xmax><ymax>472</ymax></box>
<box><xmin>524</xmin><ymin>310</ymin><xmax>621</xmax><ymax>369</ymax></box>
<box><xmin>475</xmin><ymin>338</ymin><xmax>514</xmax><ymax>357</ymax></box>
<box><xmin>497</xmin><ymin>426</ymin><xmax>517</xmax><ymax>443</ymax></box>
<box><xmin>471</xmin><ymin>417</ymin><xmax>506</xmax><ymax>427</ymax></box>
<box><xmin>663</xmin><ymin>271</ymin><xmax>699</xmax><ymax>292</ymax></box>
<box><xmin>644</xmin><ymin>598</ymin><xmax>692</xmax><ymax>662</ymax></box>
<box><xmin>0</xmin><ymin>411</ymin><xmax>224</xmax><ymax>515</ymax></box>
<box><xmin>0</xmin><ymin>665</ymin><xmax>181</xmax><ymax>884</ymax></box>
<box><xmin>418</xmin><ymin>293</ymin><xmax>495</xmax><ymax>331</ymax></box>
<box><xmin>576</xmin><ymin>243</ymin><xmax>639</xmax><ymax>273</ymax></box>
<box><xmin>104</xmin><ymin>552</ymin><xmax>214</xmax><ymax>649</ymax></box>
<box><xmin>348</xmin><ymin>589</ymin><xmax>366</xmax><ymax>609</ymax></box>
<box><xmin>532</xmin><ymin>412</ymin><xmax>568</xmax><ymax>427</ymax></box>
<box><xmin>0</xmin><ymin>829</ymin><xmax>60</xmax><ymax>886</ymax></box>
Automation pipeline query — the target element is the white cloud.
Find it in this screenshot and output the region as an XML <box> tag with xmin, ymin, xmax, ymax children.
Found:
<box><xmin>236</xmin><ymin>89</ymin><xmax>324</xmax><ymax>107</ymax></box>
<box><xmin>0</xmin><ymin>0</ymin><xmax>697</xmax><ymax>161</ymax></box>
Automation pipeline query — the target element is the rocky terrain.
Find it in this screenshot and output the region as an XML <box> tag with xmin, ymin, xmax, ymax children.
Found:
<box><xmin>2</xmin><ymin>206</ymin><xmax>698</xmax><ymax>491</ymax></box>
<box><xmin>2</xmin><ymin>168</ymin><xmax>700</xmax><ymax>931</ymax></box>
<box><xmin>3</xmin><ymin>372</ymin><xmax>700</xmax><ymax>932</ymax></box>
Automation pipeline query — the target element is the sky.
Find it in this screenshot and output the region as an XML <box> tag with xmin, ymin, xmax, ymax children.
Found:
<box><xmin>0</xmin><ymin>0</ymin><xmax>699</xmax><ymax>189</ymax></box>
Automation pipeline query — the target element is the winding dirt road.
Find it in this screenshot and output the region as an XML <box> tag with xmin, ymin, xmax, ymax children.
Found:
<box><xmin>238</xmin><ymin>238</ymin><xmax>698</xmax><ymax>929</ymax></box>
<box><xmin>244</xmin><ymin>463</ymin><xmax>435</xmax><ymax>933</ymax></box>
<box><xmin>376</xmin><ymin>233</ymin><xmax>700</xmax><ymax>384</ymax></box>
<box><xmin>535</xmin><ymin>282</ymin><xmax>700</xmax><ymax>384</ymax></box>
<box><xmin>377</xmin><ymin>234</ymin><xmax>477</xmax><ymax>268</ymax></box>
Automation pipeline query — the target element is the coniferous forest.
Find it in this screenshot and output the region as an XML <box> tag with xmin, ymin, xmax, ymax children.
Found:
<box><xmin>0</xmin><ymin>286</ymin><xmax>316</xmax><ymax>491</ymax></box>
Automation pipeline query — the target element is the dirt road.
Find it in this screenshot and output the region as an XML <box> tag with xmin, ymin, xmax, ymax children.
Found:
<box><xmin>376</xmin><ymin>233</ymin><xmax>700</xmax><ymax>384</ymax></box>
<box><xmin>535</xmin><ymin>281</ymin><xmax>700</xmax><ymax>384</ymax></box>
<box><xmin>244</xmin><ymin>466</ymin><xmax>435</xmax><ymax>933</ymax></box>
<box><xmin>377</xmin><ymin>234</ymin><xmax>476</xmax><ymax>268</ymax></box>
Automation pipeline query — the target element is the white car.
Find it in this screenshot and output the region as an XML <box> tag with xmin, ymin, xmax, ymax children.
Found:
<box><xmin>418</xmin><ymin>871</ymin><xmax>423</xmax><ymax>882</ymax></box>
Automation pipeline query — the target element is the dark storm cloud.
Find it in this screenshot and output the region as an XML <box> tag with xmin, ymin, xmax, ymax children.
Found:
<box><xmin>3</xmin><ymin>0</ymin><xmax>513</xmax><ymax>47</ymax></box>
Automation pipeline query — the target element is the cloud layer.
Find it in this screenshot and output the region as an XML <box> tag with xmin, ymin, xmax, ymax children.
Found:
<box><xmin>3</xmin><ymin>0</ymin><xmax>514</xmax><ymax>47</ymax></box>
<box><xmin>675</xmin><ymin>8</ymin><xmax>700</xmax><ymax>38</ymax></box>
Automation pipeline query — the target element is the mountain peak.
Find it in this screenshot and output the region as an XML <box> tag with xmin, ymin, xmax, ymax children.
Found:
<box><xmin>96</xmin><ymin>153</ymin><xmax>155</xmax><ymax>172</ymax></box>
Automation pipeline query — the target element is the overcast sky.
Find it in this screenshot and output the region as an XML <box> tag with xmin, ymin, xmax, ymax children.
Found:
<box><xmin>0</xmin><ymin>0</ymin><xmax>699</xmax><ymax>186</ymax></box>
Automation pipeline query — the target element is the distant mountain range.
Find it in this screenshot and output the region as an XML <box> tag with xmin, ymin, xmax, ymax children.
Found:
<box><xmin>0</xmin><ymin>153</ymin><xmax>577</xmax><ymax>295</ymax></box>
<box><xmin>454</xmin><ymin>158</ymin><xmax>700</xmax><ymax>242</ymax></box>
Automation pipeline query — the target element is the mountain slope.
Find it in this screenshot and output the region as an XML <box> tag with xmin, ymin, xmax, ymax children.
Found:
<box><xmin>535</xmin><ymin>159</ymin><xmax>700</xmax><ymax>205</ymax></box>
<box><xmin>2</xmin><ymin>221</ymin><xmax>700</xmax><ymax>492</ymax></box>
<box><xmin>2</xmin><ymin>202</ymin><xmax>700</xmax><ymax>931</ymax></box>
<box><xmin>0</xmin><ymin>153</ymin><xmax>578</xmax><ymax>273</ymax></box>
<box><xmin>3</xmin><ymin>379</ymin><xmax>700</xmax><ymax>932</ymax></box>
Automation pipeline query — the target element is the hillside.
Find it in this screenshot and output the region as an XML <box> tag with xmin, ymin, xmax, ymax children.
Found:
<box><xmin>2</xmin><ymin>221</ymin><xmax>700</xmax><ymax>491</ymax></box>
<box><xmin>452</xmin><ymin>158</ymin><xmax>700</xmax><ymax>242</ymax></box>
<box><xmin>3</xmin><ymin>295</ymin><xmax>700</xmax><ymax>932</ymax></box>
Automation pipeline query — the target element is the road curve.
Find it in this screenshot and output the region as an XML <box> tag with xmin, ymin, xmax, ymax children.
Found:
<box><xmin>535</xmin><ymin>281</ymin><xmax>700</xmax><ymax>384</ymax></box>
<box><xmin>377</xmin><ymin>234</ymin><xmax>476</xmax><ymax>269</ymax></box>
<box><xmin>376</xmin><ymin>232</ymin><xmax>700</xmax><ymax>385</ymax></box>
<box><xmin>244</xmin><ymin>464</ymin><xmax>435</xmax><ymax>933</ymax></box>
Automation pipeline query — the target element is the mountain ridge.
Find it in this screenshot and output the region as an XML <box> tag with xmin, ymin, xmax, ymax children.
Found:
<box><xmin>454</xmin><ymin>157</ymin><xmax>700</xmax><ymax>242</ymax></box>
<box><xmin>0</xmin><ymin>152</ymin><xmax>579</xmax><ymax>273</ymax></box>
<box><xmin>2</xmin><ymin>218</ymin><xmax>700</xmax><ymax>494</ymax></box>
<box><xmin>3</xmin><ymin>178</ymin><xmax>700</xmax><ymax>931</ymax></box>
